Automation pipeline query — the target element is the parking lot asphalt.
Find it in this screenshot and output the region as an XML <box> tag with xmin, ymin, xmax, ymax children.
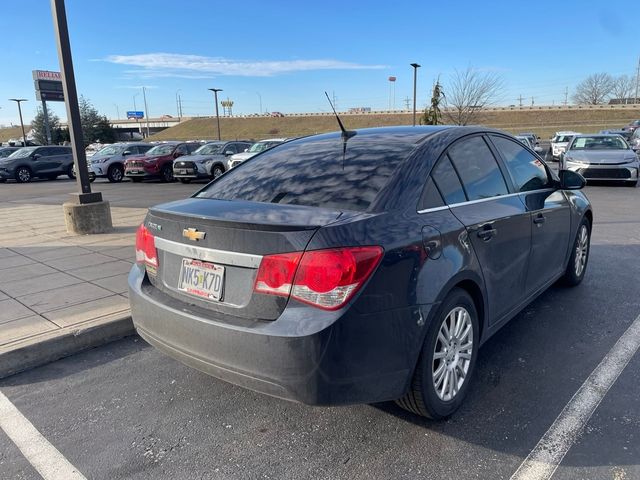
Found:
<box><xmin>0</xmin><ymin>178</ymin><xmax>639</xmax><ymax>480</ymax></box>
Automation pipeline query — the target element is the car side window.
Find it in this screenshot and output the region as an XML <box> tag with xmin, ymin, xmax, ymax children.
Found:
<box><xmin>447</xmin><ymin>136</ymin><xmax>509</xmax><ymax>200</ymax></box>
<box><xmin>139</xmin><ymin>145</ymin><xmax>152</xmax><ymax>154</ymax></box>
<box><xmin>431</xmin><ymin>155</ymin><xmax>467</xmax><ymax>205</ymax></box>
<box><xmin>491</xmin><ymin>136</ymin><xmax>551</xmax><ymax>192</ymax></box>
<box><xmin>175</xmin><ymin>145</ymin><xmax>188</xmax><ymax>155</ymax></box>
<box><xmin>418</xmin><ymin>176</ymin><xmax>445</xmax><ymax>210</ymax></box>
<box><xmin>225</xmin><ymin>144</ymin><xmax>237</xmax><ymax>154</ymax></box>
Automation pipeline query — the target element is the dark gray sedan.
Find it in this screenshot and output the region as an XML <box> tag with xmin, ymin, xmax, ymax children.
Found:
<box><xmin>562</xmin><ymin>134</ymin><xmax>639</xmax><ymax>186</ymax></box>
<box><xmin>129</xmin><ymin>126</ymin><xmax>592</xmax><ymax>419</ymax></box>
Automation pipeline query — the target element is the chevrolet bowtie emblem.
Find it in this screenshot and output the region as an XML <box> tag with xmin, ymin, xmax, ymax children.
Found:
<box><xmin>182</xmin><ymin>228</ymin><xmax>206</xmax><ymax>241</ymax></box>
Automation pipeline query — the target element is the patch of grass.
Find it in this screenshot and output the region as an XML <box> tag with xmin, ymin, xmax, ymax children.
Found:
<box><xmin>0</xmin><ymin>126</ymin><xmax>28</xmax><ymax>143</ymax></box>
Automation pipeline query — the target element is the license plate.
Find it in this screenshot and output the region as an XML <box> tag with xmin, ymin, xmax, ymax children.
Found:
<box><xmin>128</xmin><ymin>170</ymin><xmax>141</xmax><ymax>174</ymax></box>
<box><xmin>178</xmin><ymin>258</ymin><xmax>225</xmax><ymax>301</ymax></box>
<box><xmin>177</xmin><ymin>169</ymin><xmax>187</xmax><ymax>175</ymax></box>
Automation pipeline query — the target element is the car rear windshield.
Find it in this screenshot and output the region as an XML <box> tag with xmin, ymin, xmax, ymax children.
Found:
<box><xmin>195</xmin><ymin>136</ymin><xmax>416</xmax><ymax>211</ymax></box>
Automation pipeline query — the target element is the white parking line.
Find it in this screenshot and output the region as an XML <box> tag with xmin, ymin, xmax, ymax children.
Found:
<box><xmin>0</xmin><ymin>390</ymin><xmax>87</xmax><ymax>480</ymax></box>
<box><xmin>510</xmin><ymin>313</ymin><xmax>640</xmax><ymax>480</ymax></box>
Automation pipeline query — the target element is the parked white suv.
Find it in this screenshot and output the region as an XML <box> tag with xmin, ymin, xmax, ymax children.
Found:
<box><xmin>550</xmin><ymin>131</ymin><xmax>581</xmax><ymax>160</ymax></box>
<box><xmin>90</xmin><ymin>142</ymin><xmax>152</xmax><ymax>182</ymax></box>
<box><xmin>228</xmin><ymin>138</ymin><xmax>288</xmax><ymax>169</ymax></box>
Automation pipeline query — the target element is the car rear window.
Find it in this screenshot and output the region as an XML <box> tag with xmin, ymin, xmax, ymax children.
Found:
<box><xmin>195</xmin><ymin>136</ymin><xmax>416</xmax><ymax>211</ymax></box>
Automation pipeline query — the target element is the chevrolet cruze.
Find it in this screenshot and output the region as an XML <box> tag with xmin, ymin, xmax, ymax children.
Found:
<box><xmin>129</xmin><ymin>126</ymin><xmax>592</xmax><ymax>418</ymax></box>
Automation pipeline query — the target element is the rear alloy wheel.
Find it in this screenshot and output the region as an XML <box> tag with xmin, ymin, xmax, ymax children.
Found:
<box><xmin>67</xmin><ymin>164</ymin><xmax>76</xmax><ymax>179</ymax></box>
<box><xmin>15</xmin><ymin>167</ymin><xmax>32</xmax><ymax>183</ymax></box>
<box><xmin>161</xmin><ymin>165</ymin><xmax>174</xmax><ymax>182</ymax></box>
<box><xmin>396</xmin><ymin>288</ymin><xmax>479</xmax><ymax>419</ymax></box>
<box><xmin>562</xmin><ymin>217</ymin><xmax>590</xmax><ymax>286</ymax></box>
<box><xmin>211</xmin><ymin>165</ymin><xmax>225</xmax><ymax>179</ymax></box>
<box><xmin>179</xmin><ymin>178</ymin><xmax>191</xmax><ymax>184</ymax></box>
<box><xmin>107</xmin><ymin>164</ymin><xmax>124</xmax><ymax>183</ymax></box>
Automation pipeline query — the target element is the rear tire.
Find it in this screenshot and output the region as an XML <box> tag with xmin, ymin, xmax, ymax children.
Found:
<box><xmin>15</xmin><ymin>167</ymin><xmax>32</xmax><ymax>183</ymax></box>
<box><xmin>396</xmin><ymin>288</ymin><xmax>479</xmax><ymax>419</ymax></box>
<box><xmin>562</xmin><ymin>217</ymin><xmax>591</xmax><ymax>286</ymax></box>
<box><xmin>67</xmin><ymin>164</ymin><xmax>76</xmax><ymax>179</ymax></box>
<box><xmin>107</xmin><ymin>164</ymin><xmax>124</xmax><ymax>183</ymax></box>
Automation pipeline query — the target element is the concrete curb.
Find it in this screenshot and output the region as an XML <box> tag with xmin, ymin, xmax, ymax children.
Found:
<box><xmin>0</xmin><ymin>314</ymin><xmax>135</xmax><ymax>379</ymax></box>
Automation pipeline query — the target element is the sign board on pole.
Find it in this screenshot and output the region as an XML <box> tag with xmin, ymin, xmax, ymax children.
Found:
<box><xmin>126</xmin><ymin>111</ymin><xmax>145</xmax><ymax>119</ymax></box>
<box><xmin>33</xmin><ymin>70</ymin><xmax>65</xmax><ymax>102</ymax></box>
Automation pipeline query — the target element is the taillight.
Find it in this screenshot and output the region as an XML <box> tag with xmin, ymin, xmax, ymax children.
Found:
<box><xmin>253</xmin><ymin>246</ymin><xmax>383</xmax><ymax>310</ymax></box>
<box><xmin>135</xmin><ymin>224</ymin><xmax>158</xmax><ymax>274</ymax></box>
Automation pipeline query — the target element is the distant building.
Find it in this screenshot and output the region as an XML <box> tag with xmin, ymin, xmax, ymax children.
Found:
<box><xmin>609</xmin><ymin>97</ymin><xmax>640</xmax><ymax>105</ymax></box>
<box><xmin>348</xmin><ymin>107</ymin><xmax>371</xmax><ymax>114</ymax></box>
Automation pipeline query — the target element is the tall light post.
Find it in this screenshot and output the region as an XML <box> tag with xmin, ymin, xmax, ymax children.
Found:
<box><xmin>388</xmin><ymin>76</ymin><xmax>396</xmax><ymax>111</ymax></box>
<box><xmin>8</xmin><ymin>99</ymin><xmax>28</xmax><ymax>146</ymax></box>
<box><xmin>410</xmin><ymin>63</ymin><xmax>421</xmax><ymax>126</ymax></box>
<box><xmin>256</xmin><ymin>92</ymin><xmax>262</xmax><ymax>114</ymax></box>
<box><xmin>208</xmin><ymin>88</ymin><xmax>223</xmax><ymax>140</ymax></box>
<box><xmin>113</xmin><ymin>103</ymin><xmax>120</xmax><ymax>119</ymax></box>
<box><xmin>175</xmin><ymin>89</ymin><xmax>182</xmax><ymax>121</ymax></box>
<box><xmin>142</xmin><ymin>86</ymin><xmax>150</xmax><ymax>137</ymax></box>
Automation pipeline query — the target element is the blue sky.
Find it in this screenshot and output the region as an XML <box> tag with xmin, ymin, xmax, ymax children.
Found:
<box><xmin>0</xmin><ymin>0</ymin><xmax>637</xmax><ymax>125</ymax></box>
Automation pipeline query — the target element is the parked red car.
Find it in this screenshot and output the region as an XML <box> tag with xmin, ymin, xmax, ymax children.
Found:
<box><xmin>124</xmin><ymin>142</ymin><xmax>200</xmax><ymax>182</ymax></box>
<box><xmin>623</xmin><ymin>119</ymin><xmax>640</xmax><ymax>133</ymax></box>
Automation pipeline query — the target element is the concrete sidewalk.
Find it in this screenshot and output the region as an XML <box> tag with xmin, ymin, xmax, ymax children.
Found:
<box><xmin>0</xmin><ymin>203</ymin><xmax>147</xmax><ymax>377</ymax></box>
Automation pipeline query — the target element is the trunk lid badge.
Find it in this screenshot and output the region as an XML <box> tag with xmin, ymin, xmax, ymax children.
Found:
<box><xmin>183</xmin><ymin>228</ymin><xmax>206</xmax><ymax>241</ymax></box>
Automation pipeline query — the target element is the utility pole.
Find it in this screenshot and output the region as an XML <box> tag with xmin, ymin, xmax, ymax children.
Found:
<box><xmin>114</xmin><ymin>103</ymin><xmax>120</xmax><ymax>119</ymax></box>
<box><xmin>8</xmin><ymin>99</ymin><xmax>28</xmax><ymax>146</ymax></box>
<box><xmin>563</xmin><ymin>86</ymin><xmax>569</xmax><ymax>106</ymax></box>
<box><xmin>332</xmin><ymin>91</ymin><xmax>338</xmax><ymax>112</ymax></box>
<box><xmin>256</xmin><ymin>92</ymin><xmax>262</xmax><ymax>114</ymax></box>
<box><xmin>410</xmin><ymin>63</ymin><xmax>421</xmax><ymax>126</ymax></box>
<box><xmin>404</xmin><ymin>96</ymin><xmax>411</xmax><ymax>110</ymax></box>
<box><xmin>531</xmin><ymin>96</ymin><xmax>535</xmax><ymax>107</ymax></box>
<box><xmin>175</xmin><ymin>89</ymin><xmax>182</xmax><ymax>121</ymax></box>
<box><xmin>635</xmin><ymin>56</ymin><xmax>640</xmax><ymax>104</ymax></box>
<box><xmin>142</xmin><ymin>86</ymin><xmax>150</xmax><ymax>137</ymax></box>
<box><xmin>208</xmin><ymin>88</ymin><xmax>223</xmax><ymax>140</ymax></box>
<box><xmin>518</xmin><ymin>95</ymin><xmax>523</xmax><ymax>107</ymax></box>
<box><xmin>41</xmin><ymin>99</ymin><xmax>52</xmax><ymax>144</ymax></box>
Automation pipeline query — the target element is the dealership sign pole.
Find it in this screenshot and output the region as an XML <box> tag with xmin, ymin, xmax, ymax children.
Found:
<box><xmin>50</xmin><ymin>0</ymin><xmax>112</xmax><ymax>234</ymax></box>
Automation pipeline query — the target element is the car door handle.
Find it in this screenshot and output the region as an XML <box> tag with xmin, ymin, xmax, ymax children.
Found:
<box><xmin>477</xmin><ymin>226</ymin><xmax>497</xmax><ymax>241</ymax></box>
<box><xmin>533</xmin><ymin>214</ymin><xmax>546</xmax><ymax>225</ymax></box>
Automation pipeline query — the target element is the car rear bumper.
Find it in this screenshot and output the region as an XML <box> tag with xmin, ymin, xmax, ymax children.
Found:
<box><xmin>565</xmin><ymin>163</ymin><xmax>639</xmax><ymax>181</ymax></box>
<box><xmin>128</xmin><ymin>265</ymin><xmax>427</xmax><ymax>405</ymax></box>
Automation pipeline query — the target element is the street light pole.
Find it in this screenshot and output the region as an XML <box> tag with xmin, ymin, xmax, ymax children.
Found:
<box><xmin>410</xmin><ymin>63</ymin><xmax>421</xmax><ymax>126</ymax></box>
<box><xmin>142</xmin><ymin>86</ymin><xmax>150</xmax><ymax>138</ymax></box>
<box><xmin>9</xmin><ymin>99</ymin><xmax>28</xmax><ymax>146</ymax></box>
<box><xmin>208</xmin><ymin>88</ymin><xmax>223</xmax><ymax>140</ymax></box>
<box><xmin>176</xmin><ymin>89</ymin><xmax>182</xmax><ymax>121</ymax></box>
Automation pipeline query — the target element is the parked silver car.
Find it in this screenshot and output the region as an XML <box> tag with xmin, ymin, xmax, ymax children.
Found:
<box><xmin>90</xmin><ymin>142</ymin><xmax>152</xmax><ymax>182</ymax></box>
<box><xmin>551</xmin><ymin>131</ymin><xmax>581</xmax><ymax>159</ymax></box>
<box><xmin>228</xmin><ymin>138</ymin><xmax>288</xmax><ymax>168</ymax></box>
<box><xmin>562</xmin><ymin>134</ymin><xmax>639</xmax><ymax>186</ymax></box>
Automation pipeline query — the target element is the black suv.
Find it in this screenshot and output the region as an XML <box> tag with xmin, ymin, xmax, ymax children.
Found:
<box><xmin>0</xmin><ymin>146</ymin><xmax>74</xmax><ymax>183</ymax></box>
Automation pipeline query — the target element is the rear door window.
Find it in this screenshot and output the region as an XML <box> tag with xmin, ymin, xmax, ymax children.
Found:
<box><xmin>418</xmin><ymin>176</ymin><xmax>445</xmax><ymax>210</ymax></box>
<box><xmin>431</xmin><ymin>155</ymin><xmax>467</xmax><ymax>204</ymax></box>
<box><xmin>196</xmin><ymin>137</ymin><xmax>416</xmax><ymax>211</ymax></box>
<box><xmin>490</xmin><ymin>136</ymin><xmax>551</xmax><ymax>192</ymax></box>
<box><xmin>447</xmin><ymin>136</ymin><xmax>509</xmax><ymax>200</ymax></box>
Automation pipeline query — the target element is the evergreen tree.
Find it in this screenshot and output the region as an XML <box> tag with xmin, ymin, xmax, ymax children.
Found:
<box><xmin>31</xmin><ymin>107</ymin><xmax>65</xmax><ymax>145</ymax></box>
<box><xmin>79</xmin><ymin>96</ymin><xmax>117</xmax><ymax>146</ymax></box>
<box><xmin>421</xmin><ymin>79</ymin><xmax>444</xmax><ymax>125</ymax></box>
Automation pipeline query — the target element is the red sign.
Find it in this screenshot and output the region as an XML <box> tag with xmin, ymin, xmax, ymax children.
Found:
<box><xmin>33</xmin><ymin>70</ymin><xmax>62</xmax><ymax>81</ymax></box>
<box><xmin>388</xmin><ymin>76</ymin><xmax>397</xmax><ymax>82</ymax></box>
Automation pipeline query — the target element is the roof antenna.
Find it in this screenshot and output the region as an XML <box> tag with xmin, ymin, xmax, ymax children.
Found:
<box><xmin>324</xmin><ymin>92</ymin><xmax>356</xmax><ymax>140</ymax></box>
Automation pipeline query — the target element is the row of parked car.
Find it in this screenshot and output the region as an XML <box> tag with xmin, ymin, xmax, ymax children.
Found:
<box><xmin>0</xmin><ymin>138</ymin><xmax>288</xmax><ymax>183</ymax></box>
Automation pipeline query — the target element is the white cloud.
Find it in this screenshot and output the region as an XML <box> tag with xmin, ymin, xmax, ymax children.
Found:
<box><xmin>101</xmin><ymin>53</ymin><xmax>387</xmax><ymax>78</ymax></box>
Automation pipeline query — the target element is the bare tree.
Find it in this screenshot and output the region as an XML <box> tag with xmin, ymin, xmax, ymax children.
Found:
<box><xmin>572</xmin><ymin>73</ymin><xmax>614</xmax><ymax>105</ymax></box>
<box><xmin>611</xmin><ymin>75</ymin><xmax>636</xmax><ymax>104</ymax></box>
<box><xmin>443</xmin><ymin>67</ymin><xmax>505</xmax><ymax>125</ymax></box>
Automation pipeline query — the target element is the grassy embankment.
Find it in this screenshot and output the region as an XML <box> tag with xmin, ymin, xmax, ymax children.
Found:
<box><xmin>148</xmin><ymin>107</ymin><xmax>640</xmax><ymax>142</ymax></box>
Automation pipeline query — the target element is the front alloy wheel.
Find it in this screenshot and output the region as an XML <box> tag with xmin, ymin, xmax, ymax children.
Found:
<box><xmin>212</xmin><ymin>165</ymin><xmax>224</xmax><ymax>178</ymax></box>
<box><xmin>562</xmin><ymin>217</ymin><xmax>590</xmax><ymax>286</ymax></box>
<box><xmin>15</xmin><ymin>167</ymin><xmax>32</xmax><ymax>183</ymax></box>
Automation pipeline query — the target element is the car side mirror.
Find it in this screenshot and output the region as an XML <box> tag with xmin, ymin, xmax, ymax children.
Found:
<box><xmin>559</xmin><ymin>170</ymin><xmax>586</xmax><ymax>190</ymax></box>
<box><xmin>32</xmin><ymin>154</ymin><xmax>41</xmax><ymax>159</ymax></box>
<box><xmin>244</xmin><ymin>148</ymin><xmax>249</xmax><ymax>152</ymax></box>
<box><xmin>123</xmin><ymin>150</ymin><xmax>132</xmax><ymax>156</ymax></box>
